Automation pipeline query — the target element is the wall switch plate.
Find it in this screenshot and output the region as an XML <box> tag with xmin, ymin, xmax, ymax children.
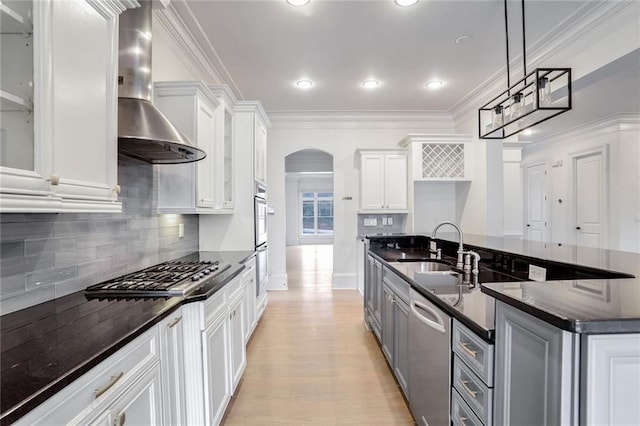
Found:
<box><xmin>387</xmin><ymin>217</ymin><xmax>393</xmax><ymax>225</ymax></box>
<box><xmin>528</xmin><ymin>264</ymin><xmax>547</xmax><ymax>281</ymax></box>
<box><xmin>382</xmin><ymin>217</ymin><xmax>388</xmax><ymax>225</ymax></box>
<box><xmin>178</xmin><ymin>223</ymin><xmax>184</xmax><ymax>238</ymax></box>
<box><xmin>430</xmin><ymin>241</ymin><xmax>437</xmax><ymax>250</ymax></box>
<box><xmin>364</xmin><ymin>218</ymin><xmax>377</xmax><ymax>226</ymax></box>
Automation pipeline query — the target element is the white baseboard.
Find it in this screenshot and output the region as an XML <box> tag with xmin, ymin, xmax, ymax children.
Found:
<box><xmin>267</xmin><ymin>274</ymin><xmax>288</xmax><ymax>290</ymax></box>
<box><xmin>332</xmin><ymin>273</ymin><xmax>357</xmax><ymax>290</ymax></box>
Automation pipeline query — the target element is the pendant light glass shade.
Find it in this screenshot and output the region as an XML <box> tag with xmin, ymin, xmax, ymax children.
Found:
<box><xmin>492</xmin><ymin>106</ymin><xmax>504</xmax><ymax>128</ymax></box>
<box><xmin>538</xmin><ymin>77</ymin><xmax>551</xmax><ymax>106</ymax></box>
<box><xmin>509</xmin><ymin>93</ymin><xmax>523</xmax><ymax>120</ymax></box>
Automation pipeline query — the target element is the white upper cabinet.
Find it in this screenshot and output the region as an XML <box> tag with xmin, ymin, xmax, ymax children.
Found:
<box><xmin>0</xmin><ymin>0</ymin><xmax>131</xmax><ymax>213</ymax></box>
<box><xmin>209</xmin><ymin>84</ymin><xmax>237</xmax><ymax>212</ymax></box>
<box><xmin>154</xmin><ymin>81</ymin><xmax>220</xmax><ymax>214</ymax></box>
<box><xmin>358</xmin><ymin>149</ymin><xmax>408</xmax><ymax>212</ymax></box>
<box><xmin>399</xmin><ymin>134</ymin><xmax>472</xmax><ymax>182</ymax></box>
<box><xmin>234</xmin><ymin>101</ymin><xmax>270</xmax><ymax>187</ymax></box>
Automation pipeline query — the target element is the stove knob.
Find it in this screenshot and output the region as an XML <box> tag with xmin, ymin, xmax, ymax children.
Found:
<box><xmin>203</xmin><ymin>269</ymin><xmax>211</xmax><ymax>275</ymax></box>
<box><xmin>191</xmin><ymin>275</ymin><xmax>199</xmax><ymax>281</ymax></box>
<box><xmin>204</xmin><ymin>260</ymin><xmax>212</xmax><ymax>264</ymax></box>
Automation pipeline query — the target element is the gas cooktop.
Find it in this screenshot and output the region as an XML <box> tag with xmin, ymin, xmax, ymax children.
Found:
<box><xmin>85</xmin><ymin>259</ymin><xmax>230</xmax><ymax>298</ymax></box>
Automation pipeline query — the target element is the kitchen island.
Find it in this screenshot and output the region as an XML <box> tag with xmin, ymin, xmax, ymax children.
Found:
<box><xmin>364</xmin><ymin>233</ymin><xmax>640</xmax><ymax>426</ymax></box>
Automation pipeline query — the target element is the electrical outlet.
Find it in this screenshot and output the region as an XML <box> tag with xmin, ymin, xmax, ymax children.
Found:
<box><xmin>382</xmin><ymin>217</ymin><xmax>388</xmax><ymax>225</ymax></box>
<box><xmin>430</xmin><ymin>241</ymin><xmax>437</xmax><ymax>250</ymax></box>
<box><xmin>528</xmin><ymin>264</ymin><xmax>547</xmax><ymax>282</ymax></box>
<box><xmin>364</xmin><ymin>218</ymin><xmax>377</xmax><ymax>227</ymax></box>
<box><xmin>178</xmin><ymin>223</ymin><xmax>184</xmax><ymax>238</ymax></box>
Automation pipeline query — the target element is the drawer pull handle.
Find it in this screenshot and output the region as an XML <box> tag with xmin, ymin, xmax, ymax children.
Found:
<box><xmin>95</xmin><ymin>371</ymin><xmax>124</xmax><ymax>399</ymax></box>
<box><xmin>461</xmin><ymin>380</ymin><xmax>478</xmax><ymax>398</ymax></box>
<box><xmin>459</xmin><ymin>341</ymin><xmax>477</xmax><ymax>358</ymax></box>
<box><xmin>458</xmin><ymin>416</ymin><xmax>467</xmax><ymax>425</ymax></box>
<box><xmin>168</xmin><ymin>316</ymin><xmax>182</xmax><ymax>328</ymax></box>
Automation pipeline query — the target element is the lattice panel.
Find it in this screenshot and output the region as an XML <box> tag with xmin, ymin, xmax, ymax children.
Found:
<box><xmin>421</xmin><ymin>143</ymin><xmax>464</xmax><ymax>178</ymax></box>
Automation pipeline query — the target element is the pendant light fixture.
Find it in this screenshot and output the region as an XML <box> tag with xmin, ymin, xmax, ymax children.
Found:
<box><xmin>478</xmin><ymin>0</ymin><xmax>572</xmax><ymax>139</ymax></box>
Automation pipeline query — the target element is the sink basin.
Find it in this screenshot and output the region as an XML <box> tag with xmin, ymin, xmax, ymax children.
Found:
<box><xmin>395</xmin><ymin>259</ymin><xmax>454</xmax><ymax>272</ymax></box>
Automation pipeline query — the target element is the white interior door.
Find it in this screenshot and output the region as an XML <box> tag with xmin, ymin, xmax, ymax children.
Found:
<box><xmin>524</xmin><ymin>163</ymin><xmax>547</xmax><ymax>242</ymax></box>
<box><xmin>575</xmin><ymin>151</ymin><xmax>606</xmax><ymax>249</ymax></box>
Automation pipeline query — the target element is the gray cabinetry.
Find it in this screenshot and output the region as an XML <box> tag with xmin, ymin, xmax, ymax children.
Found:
<box><xmin>394</xmin><ymin>296</ymin><xmax>410</xmax><ymax>396</ymax></box>
<box><xmin>365</xmin><ymin>255</ymin><xmax>382</xmax><ymax>339</ymax></box>
<box><xmin>494</xmin><ymin>301</ymin><xmax>576</xmax><ymax>426</ymax></box>
<box><xmin>381</xmin><ymin>283</ymin><xmax>395</xmax><ymax>363</ymax></box>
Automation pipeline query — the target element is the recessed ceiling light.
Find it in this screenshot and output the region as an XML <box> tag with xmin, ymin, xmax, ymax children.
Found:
<box><xmin>296</xmin><ymin>79</ymin><xmax>313</xmax><ymax>89</ymax></box>
<box><xmin>395</xmin><ymin>0</ymin><xmax>419</xmax><ymax>6</ymax></box>
<box><xmin>426</xmin><ymin>80</ymin><xmax>444</xmax><ymax>90</ymax></box>
<box><xmin>455</xmin><ymin>34</ymin><xmax>473</xmax><ymax>45</ymax></box>
<box><xmin>287</xmin><ymin>0</ymin><xmax>310</xmax><ymax>6</ymax></box>
<box><xmin>522</xmin><ymin>129</ymin><xmax>534</xmax><ymax>136</ymax></box>
<box><xmin>362</xmin><ymin>79</ymin><xmax>380</xmax><ymax>89</ymax></box>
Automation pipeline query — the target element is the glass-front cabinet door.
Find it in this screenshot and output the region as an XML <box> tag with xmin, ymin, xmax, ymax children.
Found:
<box><xmin>210</xmin><ymin>84</ymin><xmax>236</xmax><ymax>213</ymax></box>
<box><xmin>0</xmin><ymin>0</ymin><xmax>131</xmax><ymax>213</ymax></box>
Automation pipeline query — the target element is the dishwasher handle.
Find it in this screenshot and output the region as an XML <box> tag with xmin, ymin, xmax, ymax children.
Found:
<box><xmin>410</xmin><ymin>299</ymin><xmax>446</xmax><ymax>334</ymax></box>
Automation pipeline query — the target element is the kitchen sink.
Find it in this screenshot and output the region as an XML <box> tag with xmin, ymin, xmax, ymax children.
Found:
<box><xmin>396</xmin><ymin>259</ymin><xmax>454</xmax><ymax>272</ymax></box>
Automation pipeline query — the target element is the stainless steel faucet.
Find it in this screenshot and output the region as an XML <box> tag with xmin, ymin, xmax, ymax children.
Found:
<box><xmin>431</xmin><ymin>221</ymin><xmax>480</xmax><ymax>275</ymax></box>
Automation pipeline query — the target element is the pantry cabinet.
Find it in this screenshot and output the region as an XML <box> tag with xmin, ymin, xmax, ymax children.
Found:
<box><xmin>0</xmin><ymin>0</ymin><xmax>130</xmax><ymax>213</ymax></box>
<box><xmin>358</xmin><ymin>150</ymin><xmax>408</xmax><ymax>212</ymax></box>
<box><xmin>154</xmin><ymin>82</ymin><xmax>220</xmax><ymax>214</ymax></box>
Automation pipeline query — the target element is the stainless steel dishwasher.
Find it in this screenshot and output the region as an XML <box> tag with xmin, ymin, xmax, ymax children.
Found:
<box><xmin>409</xmin><ymin>287</ymin><xmax>452</xmax><ymax>426</ymax></box>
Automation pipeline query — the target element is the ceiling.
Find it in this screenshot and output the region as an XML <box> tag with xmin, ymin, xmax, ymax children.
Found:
<box><xmin>179</xmin><ymin>0</ymin><xmax>592</xmax><ymax>113</ymax></box>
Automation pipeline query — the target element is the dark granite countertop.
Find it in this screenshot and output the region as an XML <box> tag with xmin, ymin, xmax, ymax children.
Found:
<box><xmin>368</xmin><ymin>248</ymin><xmax>520</xmax><ymax>341</ymax></box>
<box><xmin>367</xmin><ymin>234</ymin><xmax>640</xmax><ymax>336</ymax></box>
<box><xmin>0</xmin><ymin>250</ymin><xmax>254</xmax><ymax>425</ymax></box>
<box><xmin>482</xmin><ymin>279</ymin><xmax>640</xmax><ymax>334</ymax></box>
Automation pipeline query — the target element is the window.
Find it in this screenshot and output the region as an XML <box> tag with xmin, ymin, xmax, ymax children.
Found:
<box><xmin>301</xmin><ymin>191</ymin><xmax>333</xmax><ymax>235</ymax></box>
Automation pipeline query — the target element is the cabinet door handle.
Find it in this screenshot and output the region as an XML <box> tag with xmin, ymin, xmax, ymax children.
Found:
<box><xmin>48</xmin><ymin>174</ymin><xmax>60</xmax><ymax>186</ymax></box>
<box><xmin>576</xmin><ymin>226</ymin><xmax>581</xmax><ymax>230</ymax></box>
<box><xmin>115</xmin><ymin>412</ymin><xmax>126</xmax><ymax>426</ymax></box>
<box><xmin>113</xmin><ymin>184</ymin><xmax>121</xmax><ymax>194</ymax></box>
<box><xmin>457</xmin><ymin>416</ymin><xmax>467</xmax><ymax>425</ymax></box>
<box><xmin>458</xmin><ymin>341</ymin><xmax>477</xmax><ymax>358</ymax></box>
<box><xmin>95</xmin><ymin>371</ymin><xmax>124</xmax><ymax>399</ymax></box>
<box><xmin>167</xmin><ymin>316</ymin><xmax>182</xmax><ymax>328</ymax></box>
<box><xmin>460</xmin><ymin>380</ymin><xmax>477</xmax><ymax>398</ymax></box>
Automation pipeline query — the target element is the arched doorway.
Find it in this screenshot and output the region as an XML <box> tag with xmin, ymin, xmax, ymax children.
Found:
<box><xmin>284</xmin><ymin>149</ymin><xmax>334</xmax><ymax>289</ymax></box>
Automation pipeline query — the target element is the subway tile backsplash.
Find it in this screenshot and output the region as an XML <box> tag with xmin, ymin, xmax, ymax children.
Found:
<box><xmin>0</xmin><ymin>155</ymin><xmax>199</xmax><ymax>315</ymax></box>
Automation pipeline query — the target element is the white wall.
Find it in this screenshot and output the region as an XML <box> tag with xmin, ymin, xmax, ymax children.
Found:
<box><xmin>267</xmin><ymin>114</ymin><xmax>455</xmax><ymax>290</ymax></box>
<box><xmin>152</xmin><ymin>17</ymin><xmax>200</xmax><ymax>82</ymax></box>
<box><xmin>413</xmin><ymin>182</ymin><xmax>461</xmax><ymax>234</ymax></box>
<box><xmin>521</xmin><ymin>116</ymin><xmax>640</xmax><ymax>252</ymax></box>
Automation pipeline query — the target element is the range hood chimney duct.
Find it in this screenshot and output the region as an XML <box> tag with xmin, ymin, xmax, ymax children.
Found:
<box><xmin>117</xmin><ymin>1</ymin><xmax>206</xmax><ymax>164</ymax></box>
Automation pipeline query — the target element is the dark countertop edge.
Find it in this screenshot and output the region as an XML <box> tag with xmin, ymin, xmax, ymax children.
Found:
<box><xmin>368</xmin><ymin>251</ymin><xmax>494</xmax><ymax>342</ymax></box>
<box><xmin>481</xmin><ymin>285</ymin><xmax>640</xmax><ymax>335</ymax></box>
<box><xmin>1</xmin><ymin>252</ymin><xmax>253</xmax><ymax>425</ymax></box>
<box><xmin>0</xmin><ymin>300</ymin><xmax>182</xmax><ymax>425</ymax></box>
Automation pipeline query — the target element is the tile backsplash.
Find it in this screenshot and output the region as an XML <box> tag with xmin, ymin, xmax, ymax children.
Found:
<box><xmin>0</xmin><ymin>155</ymin><xmax>199</xmax><ymax>314</ymax></box>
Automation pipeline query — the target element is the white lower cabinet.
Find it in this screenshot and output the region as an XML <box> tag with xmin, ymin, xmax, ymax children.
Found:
<box><xmin>242</xmin><ymin>258</ymin><xmax>257</xmax><ymax>343</ymax></box>
<box><xmin>160</xmin><ymin>309</ymin><xmax>187</xmax><ymax>426</ymax></box>
<box><xmin>229</xmin><ymin>293</ymin><xmax>247</xmax><ymax>392</ymax></box>
<box><xmin>16</xmin><ymin>326</ymin><xmax>161</xmax><ymax>425</ymax></box>
<box><xmin>202</xmin><ymin>309</ymin><xmax>231</xmax><ymax>425</ymax></box>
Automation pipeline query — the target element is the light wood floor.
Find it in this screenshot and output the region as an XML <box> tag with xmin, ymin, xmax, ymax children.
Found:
<box><xmin>221</xmin><ymin>245</ymin><xmax>415</xmax><ymax>425</ymax></box>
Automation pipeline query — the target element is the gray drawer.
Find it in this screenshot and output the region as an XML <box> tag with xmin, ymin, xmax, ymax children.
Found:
<box><xmin>453</xmin><ymin>355</ymin><xmax>493</xmax><ymax>426</ymax></box>
<box><xmin>452</xmin><ymin>319</ymin><xmax>494</xmax><ymax>386</ymax></box>
<box><xmin>382</xmin><ymin>267</ymin><xmax>410</xmax><ymax>303</ymax></box>
<box><xmin>452</xmin><ymin>387</ymin><xmax>485</xmax><ymax>426</ymax></box>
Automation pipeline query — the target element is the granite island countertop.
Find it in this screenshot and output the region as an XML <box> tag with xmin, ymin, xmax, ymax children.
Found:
<box><xmin>366</xmin><ymin>234</ymin><xmax>640</xmax><ymax>336</ymax></box>
<box><xmin>0</xmin><ymin>250</ymin><xmax>254</xmax><ymax>425</ymax></box>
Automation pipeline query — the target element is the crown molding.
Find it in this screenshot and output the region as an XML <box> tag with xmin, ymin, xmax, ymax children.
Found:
<box><xmin>152</xmin><ymin>1</ymin><xmax>240</xmax><ymax>94</ymax></box>
<box><xmin>268</xmin><ymin>110</ymin><xmax>454</xmax><ymax>130</ymax></box>
<box><xmin>208</xmin><ymin>84</ymin><xmax>238</xmax><ymax>109</ymax></box>
<box><xmin>527</xmin><ymin>113</ymin><xmax>640</xmax><ymax>149</ymax></box>
<box><xmin>153</xmin><ymin>81</ymin><xmax>220</xmax><ymax>109</ymax></box>
<box><xmin>87</xmin><ymin>0</ymin><xmax>138</xmax><ymax>18</ymax></box>
<box><xmin>450</xmin><ymin>0</ymin><xmax>638</xmax><ymax>123</ymax></box>
<box><xmin>398</xmin><ymin>133</ymin><xmax>473</xmax><ymax>148</ymax></box>
<box><xmin>235</xmin><ymin>101</ymin><xmax>272</xmax><ymax>129</ymax></box>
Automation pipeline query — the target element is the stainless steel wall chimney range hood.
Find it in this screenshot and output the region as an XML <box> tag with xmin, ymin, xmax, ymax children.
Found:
<box><xmin>117</xmin><ymin>1</ymin><xmax>206</xmax><ymax>164</ymax></box>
